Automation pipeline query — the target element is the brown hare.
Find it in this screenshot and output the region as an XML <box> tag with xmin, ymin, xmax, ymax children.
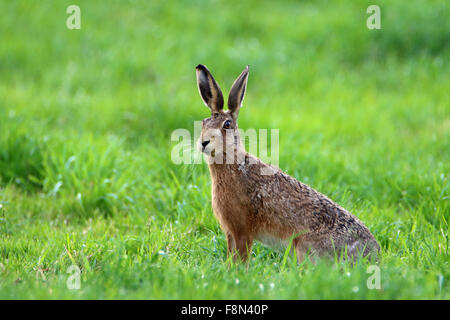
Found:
<box><xmin>195</xmin><ymin>64</ymin><xmax>380</xmax><ymax>263</ymax></box>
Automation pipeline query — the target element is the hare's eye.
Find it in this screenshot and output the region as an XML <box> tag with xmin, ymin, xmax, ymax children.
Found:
<box><xmin>223</xmin><ymin>120</ymin><xmax>231</xmax><ymax>129</ymax></box>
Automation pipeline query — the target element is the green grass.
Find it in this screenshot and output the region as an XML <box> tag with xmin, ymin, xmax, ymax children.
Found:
<box><xmin>0</xmin><ymin>0</ymin><xmax>449</xmax><ymax>299</ymax></box>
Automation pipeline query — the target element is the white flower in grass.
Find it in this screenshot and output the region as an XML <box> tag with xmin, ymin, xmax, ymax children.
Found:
<box><xmin>158</xmin><ymin>250</ymin><xmax>167</xmax><ymax>257</ymax></box>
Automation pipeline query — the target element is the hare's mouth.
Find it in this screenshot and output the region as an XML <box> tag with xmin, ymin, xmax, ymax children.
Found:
<box><xmin>197</xmin><ymin>140</ymin><xmax>214</xmax><ymax>156</ymax></box>
<box><xmin>202</xmin><ymin>146</ymin><xmax>215</xmax><ymax>157</ymax></box>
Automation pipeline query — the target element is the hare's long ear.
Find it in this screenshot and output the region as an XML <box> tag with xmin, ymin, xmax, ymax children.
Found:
<box><xmin>196</xmin><ymin>64</ymin><xmax>224</xmax><ymax>113</ymax></box>
<box><xmin>227</xmin><ymin>65</ymin><xmax>249</xmax><ymax>120</ymax></box>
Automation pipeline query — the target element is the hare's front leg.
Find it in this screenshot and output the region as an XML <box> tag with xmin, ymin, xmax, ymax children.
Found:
<box><xmin>226</xmin><ymin>232</ymin><xmax>236</xmax><ymax>260</ymax></box>
<box><xmin>234</xmin><ymin>235</ymin><xmax>253</xmax><ymax>262</ymax></box>
<box><xmin>225</xmin><ymin>231</ymin><xmax>253</xmax><ymax>262</ymax></box>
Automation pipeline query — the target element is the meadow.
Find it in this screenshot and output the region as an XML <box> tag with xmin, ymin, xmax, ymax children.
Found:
<box><xmin>0</xmin><ymin>0</ymin><xmax>448</xmax><ymax>299</ymax></box>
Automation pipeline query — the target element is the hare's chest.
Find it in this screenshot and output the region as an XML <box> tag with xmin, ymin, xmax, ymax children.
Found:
<box><xmin>211</xmin><ymin>182</ymin><xmax>251</xmax><ymax>228</ymax></box>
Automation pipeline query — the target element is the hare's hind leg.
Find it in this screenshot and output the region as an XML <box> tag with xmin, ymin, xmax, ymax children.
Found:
<box><xmin>292</xmin><ymin>237</ymin><xmax>306</xmax><ymax>263</ymax></box>
<box><xmin>293</xmin><ymin>236</ymin><xmax>318</xmax><ymax>264</ymax></box>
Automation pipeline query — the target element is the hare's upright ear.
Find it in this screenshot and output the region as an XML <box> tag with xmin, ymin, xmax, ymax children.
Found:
<box><xmin>228</xmin><ymin>65</ymin><xmax>249</xmax><ymax>120</ymax></box>
<box><xmin>196</xmin><ymin>64</ymin><xmax>224</xmax><ymax>113</ymax></box>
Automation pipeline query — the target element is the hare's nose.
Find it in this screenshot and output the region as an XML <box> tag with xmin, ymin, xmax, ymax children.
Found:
<box><xmin>201</xmin><ymin>140</ymin><xmax>210</xmax><ymax>149</ymax></box>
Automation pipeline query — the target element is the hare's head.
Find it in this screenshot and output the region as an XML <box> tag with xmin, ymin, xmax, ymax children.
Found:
<box><xmin>196</xmin><ymin>64</ymin><xmax>249</xmax><ymax>162</ymax></box>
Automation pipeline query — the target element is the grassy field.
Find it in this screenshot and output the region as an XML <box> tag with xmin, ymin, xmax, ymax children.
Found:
<box><xmin>0</xmin><ymin>0</ymin><xmax>449</xmax><ymax>299</ymax></box>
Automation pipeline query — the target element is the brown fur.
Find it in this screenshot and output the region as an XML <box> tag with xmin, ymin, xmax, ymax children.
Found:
<box><xmin>195</xmin><ymin>64</ymin><xmax>380</xmax><ymax>263</ymax></box>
